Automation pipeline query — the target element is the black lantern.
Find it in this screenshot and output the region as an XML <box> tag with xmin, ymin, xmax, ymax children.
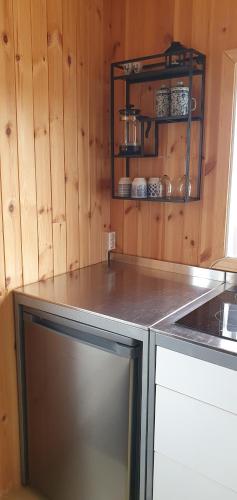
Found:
<box><xmin>164</xmin><ymin>41</ymin><xmax>187</xmax><ymax>68</ymax></box>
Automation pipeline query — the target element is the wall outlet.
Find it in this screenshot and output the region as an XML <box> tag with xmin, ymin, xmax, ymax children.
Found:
<box><xmin>104</xmin><ymin>231</ymin><xmax>116</xmax><ymax>252</ymax></box>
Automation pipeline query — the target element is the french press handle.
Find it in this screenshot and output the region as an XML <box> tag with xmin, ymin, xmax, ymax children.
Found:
<box><xmin>145</xmin><ymin>120</ymin><xmax>152</xmax><ymax>138</ymax></box>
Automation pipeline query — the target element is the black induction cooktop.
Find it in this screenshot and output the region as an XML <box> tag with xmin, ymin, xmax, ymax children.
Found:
<box><xmin>176</xmin><ymin>287</ymin><xmax>237</xmax><ymax>342</ymax></box>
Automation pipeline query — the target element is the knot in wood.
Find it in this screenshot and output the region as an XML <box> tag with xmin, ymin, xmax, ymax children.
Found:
<box><xmin>2</xmin><ymin>33</ymin><xmax>8</xmax><ymax>44</ymax></box>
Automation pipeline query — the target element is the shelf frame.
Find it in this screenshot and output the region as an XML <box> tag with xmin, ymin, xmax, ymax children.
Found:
<box><xmin>112</xmin><ymin>195</ymin><xmax>200</xmax><ymax>203</ymax></box>
<box><xmin>111</xmin><ymin>44</ymin><xmax>206</xmax><ymax>203</ymax></box>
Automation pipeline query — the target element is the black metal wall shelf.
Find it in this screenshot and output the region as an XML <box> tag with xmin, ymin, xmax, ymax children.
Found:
<box><xmin>155</xmin><ymin>115</ymin><xmax>203</xmax><ymax>124</ymax></box>
<box><xmin>111</xmin><ymin>41</ymin><xmax>206</xmax><ymax>203</ymax></box>
<box><xmin>114</xmin><ymin>153</ymin><xmax>158</xmax><ymax>159</ymax></box>
<box><xmin>114</xmin><ymin>67</ymin><xmax>203</xmax><ymax>84</ymax></box>
<box><xmin>113</xmin><ymin>196</ymin><xmax>199</xmax><ymax>203</ymax></box>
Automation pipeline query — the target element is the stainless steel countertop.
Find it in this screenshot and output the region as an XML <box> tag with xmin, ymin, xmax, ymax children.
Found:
<box><xmin>15</xmin><ymin>261</ymin><xmax>222</xmax><ymax>330</ymax></box>
<box><xmin>152</xmin><ymin>282</ymin><xmax>237</xmax><ymax>356</ymax></box>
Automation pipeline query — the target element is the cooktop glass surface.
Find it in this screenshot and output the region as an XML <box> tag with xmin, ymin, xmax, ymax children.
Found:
<box><xmin>176</xmin><ymin>287</ymin><xmax>237</xmax><ymax>342</ymax></box>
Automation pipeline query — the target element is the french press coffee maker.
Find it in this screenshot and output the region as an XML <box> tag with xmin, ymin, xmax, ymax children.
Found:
<box><xmin>119</xmin><ymin>104</ymin><xmax>151</xmax><ymax>156</ymax></box>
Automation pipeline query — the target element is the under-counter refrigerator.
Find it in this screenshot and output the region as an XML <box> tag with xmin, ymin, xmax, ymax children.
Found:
<box><xmin>20</xmin><ymin>310</ymin><xmax>142</xmax><ymax>500</ymax></box>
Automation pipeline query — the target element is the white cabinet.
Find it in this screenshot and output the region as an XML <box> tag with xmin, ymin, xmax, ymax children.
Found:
<box><xmin>156</xmin><ymin>346</ymin><xmax>237</xmax><ymax>414</ymax></box>
<box><xmin>153</xmin><ymin>452</ymin><xmax>237</xmax><ymax>500</ymax></box>
<box><xmin>153</xmin><ymin>346</ymin><xmax>237</xmax><ymax>500</ymax></box>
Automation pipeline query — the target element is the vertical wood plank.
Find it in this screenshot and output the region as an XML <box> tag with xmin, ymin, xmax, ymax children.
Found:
<box><xmin>108</xmin><ymin>0</ymin><xmax>126</xmax><ymax>253</ymax></box>
<box><xmin>102</xmin><ymin>0</ymin><xmax>112</xmax><ymax>260</ymax></box>
<box><xmin>63</xmin><ymin>0</ymin><xmax>79</xmax><ymax>272</ymax></box>
<box><xmin>47</xmin><ymin>0</ymin><xmax>67</xmax><ymax>276</ymax></box>
<box><xmin>0</xmin><ymin>0</ymin><xmax>22</xmax><ymax>291</ymax></box>
<box><xmin>0</xmin><ymin>294</ymin><xmax>20</xmax><ymax>494</ymax></box>
<box><xmin>88</xmin><ymin>0</ymin><xmax>103</xmax><ymax>264</ymax></box>
<box><xmin>31</xmin><ymin>0</ymin><xmax>53</xmax><ymax>281</ymax></box>
<box><xmin>13</xmin><ymin>0</ymin><xmax>39</xmax><ymax>285</ymax></box>
<box><xmin>77</xmin><ymin>0</ymin><xmax>91</xmax><ymax>267</ymax></box>
<box><xmin>161</xmin><ymin>205</ymin><xmax>184</xmax><ymax>263</ymax></box>
<box><xmin>122</xmin><ymin>0</ymin><xmax>143</xmax><ymax>256</ymax></box>
<box><xmin>123</xmin><ymin>202</ymin><xmax>139</xmax><ymax>255</ymax></box>
<box><xmin>0</xmin><ymin>184</ymin><xmax>5</xmax><ymax>298</ymax></box>
<box><xmin>173</xmin><ymin>0</ymin><xmax>194</xmax><ymax>45</ymax></box>
<box><xmin>149</xmin><ymin>204</ymin><xmax>164</xmax><ymax>260</ymax></box>
<box><xmin>162</xmin><ymin>0</ymin><xmax>199</xmax><ymax>265</ymax></box>
<box><xmin>182</xmin><ymin>202</ymin><xmax>200</xmax><ymax>265</ymax></box>
<box><xmin>110</xmin><ymin>200</ymin><xmax>124</xmax><ymax>252</ymax></box>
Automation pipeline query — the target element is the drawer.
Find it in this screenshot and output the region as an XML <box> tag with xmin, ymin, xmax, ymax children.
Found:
<box><xmin>154</xmin><ymin>386</ymin><xmax>237</xmax><ymax>492</ymax></box>
<box><xmin>156</xmin><ymin>346</ymin><xmax>237</xmax><ymax>414</ymax></box>
<box><xmin>153</xmin><ymin>452</ymin><xmax>237</xmax><ymax>500</ymax></box>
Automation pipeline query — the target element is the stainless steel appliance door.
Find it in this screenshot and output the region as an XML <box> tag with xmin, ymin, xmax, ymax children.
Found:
<box><xmin>23</xmin><ymin>313</ymin><xmax>141</xmax><ymax>500</ymax></box>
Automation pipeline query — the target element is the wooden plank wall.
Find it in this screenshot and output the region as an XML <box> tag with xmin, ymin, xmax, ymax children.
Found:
<box><xmin>1</xmin><ymin>0</ymin><xmax>237</xmax><ymax>493</ymax></box>
<box><xmin>0</xmin><ymin>0</ymin><xmax>109</xmax><ymax>493</ymax></box>
<box><xmin>109</xmin><ymin>0</ymin><xmax>237</xmax><ymax>268</ymax></box>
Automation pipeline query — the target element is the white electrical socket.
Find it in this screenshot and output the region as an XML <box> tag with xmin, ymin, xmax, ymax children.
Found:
<box><xmin>104</xmin><ymin>231</ymin><xmax>116</xmax><ymax>252</ymax></box>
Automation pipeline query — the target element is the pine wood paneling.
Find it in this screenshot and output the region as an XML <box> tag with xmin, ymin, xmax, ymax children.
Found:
<box><xmin>0</xmin><ymin>0</ymin><xmax>22</xmax><ymax>291</ymax></box>
<box><xmin>63</xmin><ymin>0</ymin><xmax>79</xmax><ymax>272</ymax></box>
<box><xmin>0</xmin><ymin>295</ymin><xmax>20</xmax><ymax>494</ymax></box>
<box><xmin>47</xmin><ymin>0</ymin><xmax>67</xmax><ymax>276</ymax></box>
<box><xmin>0</xmin><ymin>1</ymin><xmax>109</xmax><ymax>494</ymax></box>
<box><xmin>110</xmin><ymin>0</ymin><xmax>237</xmax><ymax>268</ymax></box>
<box><xmin>0</xmin><ymin>186</ymin><xmax>5</xmax><ymax>297</ymax></box>
<box><xmin>88</xmin><ymin>0</ymin><xmax>104</xmax><ymax>265</ymax></box>
<box><xmin>102</xmin><ymin>0</ymin><xmax>112</xmax><ymax>260</ymax></box>
<box><xmin>31</xmin><ymin>0</ymin><xmax>53</xmax><ymax>281</ymax></box>
<box><xmin>1</xmin><ymin>0</ymin><xmax>237</xmax><ymax>495</ymax></box>
<box><xmin>106</xmin><ymin>0</ymin><xmax>126</xmax><ymax>254</ymax></box>
<box><xmin>77</xmin><ymin>0</ymin><xmax>90</xmax><ymax>267</ymax></box>
<box><xmin>13</xmin><ymin>0</ymin><xmax>39</xmax><ymax>285</ymax></box>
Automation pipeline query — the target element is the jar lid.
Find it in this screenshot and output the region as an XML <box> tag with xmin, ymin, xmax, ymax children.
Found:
<box><xmin>118</xmin><ymin>177</ymin><xmax>132</xmax><ymax>184</ymax></box>
<box><xmin>132</xmin><ymin>177</ymin><xmax>147</xmax><ymax>183</ymax></box>
<box><xmin>119</xmin><ymin>104</ymin><xmax>140</xmax><ymax>116</ymax></box>
<box><xmin>171</xmin><ymin>81</ymin><xmax>189</xmax><ymax>90</ymax></box>
<box><xmin>148</xmin><ymin>177</ymin><xmax>161</xmax><ymax>182</ymax></box>
<box><xmin>157</xmin><ymin>84</ymin><xmax>169</xmax><ymax>91</ymax></box>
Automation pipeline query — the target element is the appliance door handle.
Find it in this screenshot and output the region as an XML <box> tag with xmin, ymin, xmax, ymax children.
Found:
<box><xmin>23</xmin><ymin>312</ymin><xmax>141</xmax><ymax>360</ymax></box>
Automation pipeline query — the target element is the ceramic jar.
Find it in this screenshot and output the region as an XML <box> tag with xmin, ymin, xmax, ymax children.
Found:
<box><xmin>118</xmin><ymin>177</ymin><xmax>132</xmax><ymax>198</ymax></box>
<box><xmin>155</xmin><ymin>85</ymin><xmax>170</xmax><ymax>117</ymax></box>
<box><xmin>148</xmin><ymin>177</ymin><xmax>163</xmax><ymax>198</ymax></box>
<box><xmin>170</xmin><ymin>81</ymin><xmax>196</xmax><ymax>116</ymax></box>
<box><xmin>131</xmin><ymin>178</ymin><xmax>147</xmax><ymax>199</ymax></box>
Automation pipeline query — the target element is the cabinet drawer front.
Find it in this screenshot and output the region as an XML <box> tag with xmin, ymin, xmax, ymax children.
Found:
<box><xmin>153</xmin><ymin>452</ymin><xmax>237</xmax><ymax>500</ymax></box>
<box><xmin>156</xmin><ymin>346</ymin><xmax>237</xmax><ymax>414</ymax></box>
<box><xmin>155</xmin><ymin>386</ymin><xmax>237</xmax><ymax>492</ymax></box>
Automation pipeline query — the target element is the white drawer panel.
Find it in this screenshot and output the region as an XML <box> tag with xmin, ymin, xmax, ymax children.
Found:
<box><xmin>153</xmin><ymin>452</ymin><xmax>237</xmax><ymax>500</ymax></box>
<box><xmin>156</xmin><ymin>346</ymin><xmax>237</xmax><ymax>414</ymax></box>
<box><xmin>154</xmin><ymin>386</ymin><xmax>237</xmax><ymax>492</ymax></box>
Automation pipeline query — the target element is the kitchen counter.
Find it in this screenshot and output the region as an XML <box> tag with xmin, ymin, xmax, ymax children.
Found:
<box><xmin>14</xmin><ymin>261</ymin><xmax>223</xmax><ymax>331</ymax></box>
<box><xmin>13</xmin><ymin>259</ymin><xmax>228</xmax><ymax>500</ymax></box>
